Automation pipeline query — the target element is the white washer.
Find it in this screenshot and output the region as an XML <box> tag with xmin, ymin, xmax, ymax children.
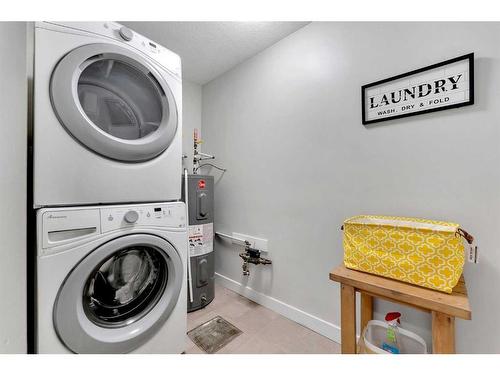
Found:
<box><xmin>36</xmin><ymin>202</ymin><xmax>187</xmax><ymax>353</ymax></box>
<box><xmin>33</xmin><ymin>22</ymin><xmax>182</xmax><ymax>207</ymax></box>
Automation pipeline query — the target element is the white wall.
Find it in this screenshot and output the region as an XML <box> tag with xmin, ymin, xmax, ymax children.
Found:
<box><xmin>202</xmin><ymin>22</ymin><xmax>500</xmax><ymax>353</ymax></box>
<box><xmin>182</xmin><ymin>80</ymin><xmax>202</xmax><ymax>173</ymax></box>
<box><xmin>0</xmin><ymin>22</ymin><xmax>27</xmax><ymax>353</ymax></box>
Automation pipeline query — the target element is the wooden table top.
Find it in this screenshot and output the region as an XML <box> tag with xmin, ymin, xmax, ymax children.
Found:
<box><xmin>330</xmin><ymin>265</ymin><xmax>471</xmax><ymax>320</ymax></box>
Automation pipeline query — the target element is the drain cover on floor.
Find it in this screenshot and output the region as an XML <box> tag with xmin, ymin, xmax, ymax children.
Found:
<box><xmin>188</xmin><ymin>316</ymin><xmax>242</xmax><ymax>354</ymax></box>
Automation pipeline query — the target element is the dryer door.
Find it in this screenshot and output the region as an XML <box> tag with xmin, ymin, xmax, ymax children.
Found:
<box><xmin>50</xmin><ymin>43</ymin><xmax>178</xmax><ymax>162</ymax></box>
<box><xmin>53</xmin><ymin>234</ymin><xmax>183</xmax><ymax>353</ymax></box>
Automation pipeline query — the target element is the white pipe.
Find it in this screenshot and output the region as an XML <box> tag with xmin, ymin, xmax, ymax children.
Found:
<box><xmin>197</xmin><ymin>152</ymin><xmax>215</xmax><ymax>159</ymax></box>
<box><xmin>184</xmin><ymin>169</ymin><xmax>194</xmax><ymax>303</ymax></box>
<box><xmin>215</xmin><ymin>231</ymin><xmax>248</xmax><ymax>246</ymax></box>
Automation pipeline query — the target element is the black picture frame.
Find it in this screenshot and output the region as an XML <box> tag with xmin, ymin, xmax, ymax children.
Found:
<box><xmin>361</xmin><ymin>53</ymin><xmax>474</xmax><ymax>125</ymax></box>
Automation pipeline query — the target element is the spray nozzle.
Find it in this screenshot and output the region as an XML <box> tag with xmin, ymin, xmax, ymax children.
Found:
<box><xmin>385</xmin><ymin>312</ymin><xmax>401</xmax><ymax>324</ymax></box>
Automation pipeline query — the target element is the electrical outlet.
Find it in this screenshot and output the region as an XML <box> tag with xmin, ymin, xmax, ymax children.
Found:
<box><xmin>232</xmin><ymin>232</ymin><xmax>268</xmax><ymax>252</ymax></box>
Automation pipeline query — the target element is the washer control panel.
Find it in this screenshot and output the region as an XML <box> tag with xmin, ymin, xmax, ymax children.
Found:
<box><xmin>100</xmin><ymin>203</ymin><xmax>186</xmax><ymax>233</ymax></box>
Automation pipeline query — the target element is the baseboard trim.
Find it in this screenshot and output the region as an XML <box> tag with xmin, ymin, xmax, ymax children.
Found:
<box><xmin>215</xmin><ymin>272</ymin><xmax>341</xmax><ymax>344</ymax></box>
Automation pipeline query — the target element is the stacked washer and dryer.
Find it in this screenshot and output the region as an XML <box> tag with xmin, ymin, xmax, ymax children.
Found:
<box><xmin>32</xmin><ymin>22</ymin><xmax>187</xmax><ymax>353</ymax></box>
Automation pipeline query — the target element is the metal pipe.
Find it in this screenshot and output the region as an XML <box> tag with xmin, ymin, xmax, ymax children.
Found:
<box><xmin>184</xmin><ymin>169</ymin><xmax>194</xmax><ymax>303</ymax></box>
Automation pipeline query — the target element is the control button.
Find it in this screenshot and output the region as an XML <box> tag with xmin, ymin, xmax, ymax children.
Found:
<box><xmin>108</xmin><ymin>215</ymin><xmax>113</xmax><ymax>221</ymax></box>
<box><xmin>124</xmin><ymin>210</ymin><xmax>139</xmax><ymax>223</ymax></box>
<box><xmin>146</xmin><ymin>212</ymin><xmax>151</xmax><ymax>218</ymax></box>
<box><xmin>119</xmin><ymin>26</ymin><xmax>133</xmax><ymax>41</ymax></box>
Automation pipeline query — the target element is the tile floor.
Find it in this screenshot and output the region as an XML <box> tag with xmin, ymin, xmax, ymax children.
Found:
<box><xmin>185</xmin><ymin>283</ymin><xmax>341</xmax><ymax>354</ymax></box>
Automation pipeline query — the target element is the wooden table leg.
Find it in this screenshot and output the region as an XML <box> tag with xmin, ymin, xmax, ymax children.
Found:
<box><xmin>432</xmin><ymin>311</ymin><xmax>456</xmax><ymax>354</ymax></box>
<box><xmin>360</xmin><ymin>293</ymin><xmax>373</xmax><ymax>333</ymax></box>
<box><xmin>340</xmin><ymin>284</ymin><xmax>356</xmax><ymax>354</ymax></box>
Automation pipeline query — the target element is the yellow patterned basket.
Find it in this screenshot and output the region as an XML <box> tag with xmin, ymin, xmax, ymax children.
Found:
<box><xmin>342</xmin><ymin>215</ymin><xmax>472</xmax><ymax>293</ymax></box>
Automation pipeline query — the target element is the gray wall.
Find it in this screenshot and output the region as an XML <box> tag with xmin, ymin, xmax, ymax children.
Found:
<box><xmin>202</xmin><ymin>22</ymin><xmax>500</xmax><ymax>353</ymax></box>
<box><xmin>0</xmin><ymin>22</ymin><xmax>27</xmax><ymax>353</ymax></box>
<box><xmin>182</xmin><ymin>80</ymin><xmax>202</xmax><ymax>173</ymax></box>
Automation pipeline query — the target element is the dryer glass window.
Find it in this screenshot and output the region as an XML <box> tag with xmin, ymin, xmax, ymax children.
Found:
<box><xmin>83</xmin><ymin>246</ymin><xmax>168</xmax><ymax>328</ymax></box>
<box><xmin>78</xmin><ymin>59</ymin><xmax>164</xmax><ymax>140</ymax></box>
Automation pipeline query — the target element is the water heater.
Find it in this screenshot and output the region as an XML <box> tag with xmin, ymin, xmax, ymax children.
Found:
<box><xmin>182</xmin><ymin>174</ymin><xmax>215</xmax><ymax>312</ymax></box>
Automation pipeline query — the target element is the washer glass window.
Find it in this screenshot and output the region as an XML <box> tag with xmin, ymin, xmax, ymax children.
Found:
<box><xmin>83</xmin><ymin>245</ymin><xmax>167</xmax><ymax>328</ymax></box>
<box><xmin>53</xmin><ymin>233</ymin><xmax>183</xmax><ymax>353</ymax></box>
<box><xmin>78</xmin><ymin>59</ymin><xmax>163</xmax><ymax>140</ymax></box>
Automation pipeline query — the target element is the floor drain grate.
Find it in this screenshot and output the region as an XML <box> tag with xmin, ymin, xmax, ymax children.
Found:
<box><xmin>188</xmin><ymin>316</ymin><xmax>242</xmax><ymax>354</ymax></box>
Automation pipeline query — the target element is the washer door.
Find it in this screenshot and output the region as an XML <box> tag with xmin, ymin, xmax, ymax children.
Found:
<box><xmin>53</xmin><ymin>234</ymin><xmax>183</xmax><ymax>353</ymax></box>
<box><xmin>50</xmin><ymin>43</ymin><xmax>178</xmax><ymax>162</ymax></box>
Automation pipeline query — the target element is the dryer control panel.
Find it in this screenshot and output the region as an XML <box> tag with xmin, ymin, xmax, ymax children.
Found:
<box><xmin>39</xmin><ymin>21</ymin><xmax>182</xmax><ymax>79</ymax></box>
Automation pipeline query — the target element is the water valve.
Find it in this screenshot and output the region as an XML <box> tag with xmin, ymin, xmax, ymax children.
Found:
<box><xmin>215</xmin><ymin>232</ymin><xmax>272</xmax><ymax>276</ymax></box>
<box><xmin>239</xmin><ymin>241</ymin><xmax>272</xmax><ymax>276</ymax></box>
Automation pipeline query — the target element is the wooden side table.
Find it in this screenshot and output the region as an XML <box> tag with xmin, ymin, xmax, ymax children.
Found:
<box><xmin>329</xmin><ymin>265</ymin><xmax>471</xmax><ymax>354</ymax></box>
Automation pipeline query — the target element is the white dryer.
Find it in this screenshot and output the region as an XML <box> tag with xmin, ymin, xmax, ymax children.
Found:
<box><xmin>33</xmin><ymin>22</ymin><xmax>182</xmax><ymax>207</ymax></box>
<box><xmin>36</xmin><ymin>202</ymin><xmax>187</xmax><ymax>353</ymax></box>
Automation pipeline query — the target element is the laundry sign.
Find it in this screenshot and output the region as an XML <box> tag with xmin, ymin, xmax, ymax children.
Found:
<box><xmin>362</xmin><ymin>53</ymin><xmax>474</xmax><ymax>125</ymax></box>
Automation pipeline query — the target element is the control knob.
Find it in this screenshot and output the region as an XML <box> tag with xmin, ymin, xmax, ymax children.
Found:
<box><xmin>119</xmin><ymin>26</ymin><xmax>133</xmax><ymax>41</ymax></box>
<box><xmin>124</xmin><ymin>210</ymin><xmax>139</xmax><ymax>223</ymax></box>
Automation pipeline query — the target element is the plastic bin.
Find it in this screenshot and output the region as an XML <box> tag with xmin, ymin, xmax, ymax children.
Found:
<box><xmin>359</xmin><ymin>320</ymin><xmax>427</xmax><ymax>354</ymax></box>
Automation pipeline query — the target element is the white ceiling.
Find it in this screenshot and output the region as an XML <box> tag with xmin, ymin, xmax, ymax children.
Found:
<box><xmin>122</xmin><ymin>22</ymin><xmax>309</xmax><ymax>85</ymax></box>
